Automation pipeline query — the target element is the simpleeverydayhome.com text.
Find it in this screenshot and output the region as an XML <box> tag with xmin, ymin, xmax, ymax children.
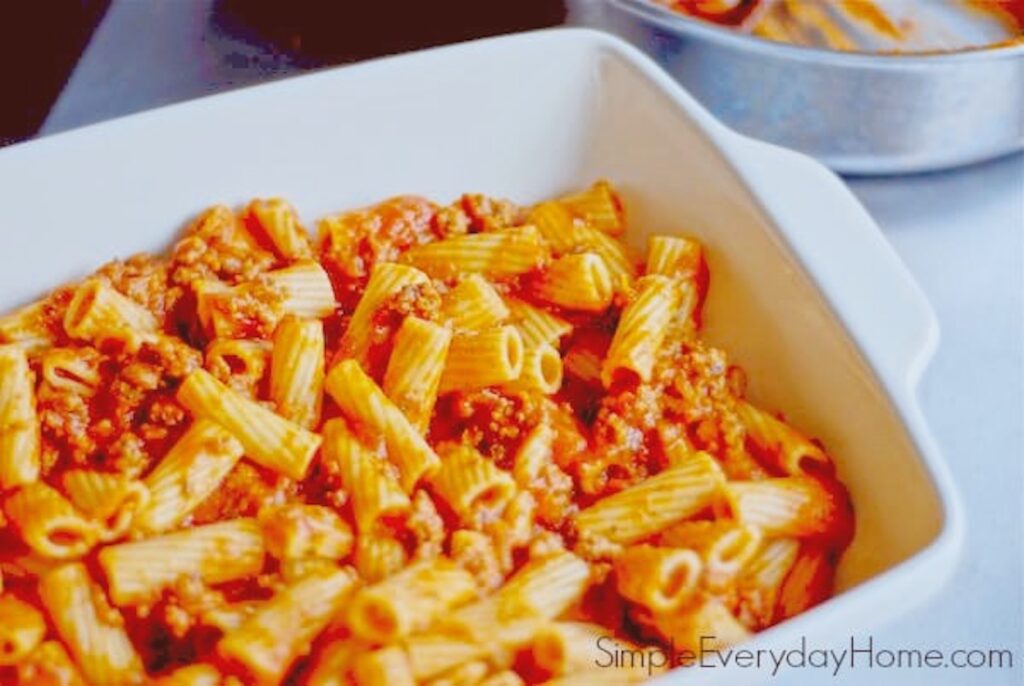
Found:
<box><xmin>594</xmin><ymin>635</ymin><xmax>1016</xmax><ymax>677</ymax></box>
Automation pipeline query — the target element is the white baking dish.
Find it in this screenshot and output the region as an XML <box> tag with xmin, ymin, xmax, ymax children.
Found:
<box><xmin>0</xmin><ymin>28</ymin><xmax>962</xmax><ymax>685</ymax></box>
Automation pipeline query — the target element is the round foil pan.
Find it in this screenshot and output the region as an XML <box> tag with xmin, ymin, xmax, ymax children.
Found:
<box><xmin>599</xmin><ymin>0</ymin><xmax>1024</xmax><ymax>174</ymax></box>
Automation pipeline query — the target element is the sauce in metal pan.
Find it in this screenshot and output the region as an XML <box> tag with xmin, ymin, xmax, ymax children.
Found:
<box><xmin>657</xmin><ymin>0</ymin><xmax>1024</xmax><ymax>52</ymax></box>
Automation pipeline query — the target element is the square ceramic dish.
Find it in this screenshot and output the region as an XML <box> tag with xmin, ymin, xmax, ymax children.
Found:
<box><xmin>0</xmin><ymin>28</ymin><xmax>962</xmax><ymax>685</ymax></box>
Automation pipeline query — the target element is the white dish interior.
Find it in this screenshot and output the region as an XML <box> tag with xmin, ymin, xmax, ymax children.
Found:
<box><xmin>0</xmin><ymin>28</ymin><xmax>961</xmax><ymax>684</ymax></box>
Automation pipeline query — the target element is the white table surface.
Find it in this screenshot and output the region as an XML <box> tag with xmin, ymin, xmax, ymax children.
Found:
<box><xmin>36</xmin><ymin>1</ymin><xmax>1024</xmax><ymax>684</ymax></box>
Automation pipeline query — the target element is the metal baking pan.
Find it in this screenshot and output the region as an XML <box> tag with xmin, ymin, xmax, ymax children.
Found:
<box><xmin>595</xmin><ymin>0</ymin><xmax>1024</xmax><ymax>174</ymax></box>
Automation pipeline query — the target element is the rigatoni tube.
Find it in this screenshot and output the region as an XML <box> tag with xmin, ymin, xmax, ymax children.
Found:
<box><xmin>265</xmin><ymin>260</ymin><xmax>337</xmax><ymax>319</ymax></box>
<box><xmin>348</xmin><ymin>558</ymin><xmax>478</xmax><ymax>642</ymax></box>
<box><xmin>0</xmin><ymin>345</ymin><xmax>40</xmax><ymax>488</ymax></box>
<box><xmin>429</xmin><ymin>444</ymin><xmax>517</xmax><ymax>525</ymax></box>
<box><xmin>614</xmin><ymin>545</ymin><xmax>703</xmax><ymax>613</ymax></box>
<box><xmin>62</xmin><ymin>279</ymin><xmax>158</xmax><ymax>351</ymax></box>
<box><xmin>401</xmin><ymin>225</ymin><xmax>549</xmax><ymax>280</ymax></box>
<box><xmin>439</xmin><ymin>325</ymin><xmax>524</xmax><ymax>393</ymax></box>
<box><xmin>497</xmin><ymin>551</ymin><xmax>591</xmax><ymax>619</ymax></box>
<box><xmin>602</xmin><ymin>274</ymin><xmax>681</xmax><ymax>387</ymax></box>
<box><xmin>270</xmin><ymin>316</ymin><xmax>325</xmax><ymax>429</ymax></box>
<box><xmin>503</xmin><ymin>342</ymin><xmax>563</xmax><ymax>395</ymax></box>
<box><xmin>4</xmin><ymin>483</ymin><xmax>98</xmax><ymax>559</ymax></box>
<box><xmin>98</xmin><ymin>518</ymin><xmax>265</xmax><ymax>606</ymax></box>
<box><xmin>321</xmin><ymin>418</ymin><xmax>411</xmax><ymax>535</ymax></box>
<box><xmin>354</xmin><ymin>535</ymin><xmax>408</xmax><ymax>583</ymax></box>
<box><xmin>218</xmin><ymin>567</ymin><xmax>358</xmax><ymax>684</ymax></box>
<box><xmin>573</xmin><ymin>224</ymin><xmax>636</xmax><ymax>291</ymax></box>
<box><xmin>0</xmin><ymin>595</ymin><xmax>46</xmax><ymax>665</ymax></box>
<box><xmin>383</xmin><ymin>316</ymin><xmax>451</xmax><ymax>432</ymax></box>
<box><xmin>177</xmin><ymin>368</ymin><xmax>321</xmax><ymax>480</ymax></box>
<box><xmin>559</xmin><ymin>180</ymin><xmax>625</xmax><ymax>235</ymax></box>
<box><xmin>326</xmin><ymin>359</ymin><xmax>440</xmax><ymax>492</ymax></box>
<box><xmin>533</xmin><ymin>622</ymin><xmax>645</xmax><ymax>679</ymax></box>
<box><xmin>529</xmin><ymin>200</ymin><xmax>581</xmax><ymax>253</ymax></box>
<box><xmin>134</xmin><ymin>419</ymin><xmax>244</xmax><ymax>534</ymax></box>
<box><xmin>0</xmin><ymin>300</ymin><xmax>54</xmax><ymax>352</ymax></box>
<box><xmin>204</xmin><ymin>338</ymin><xmax>270</xmax><ymax>398</ymax></box>
<box><xmin>404</xmin><ymin>634</ymin><xmax>487</xmax><ymax>681</ymax></box>
<box><xmin>646</xmin><ymin>235</ymin><xmax>702</xmax><ymax>278</ymax></box>
<box><xmin>38</xmin><ymin>563</ymin><xmax>144</xmax><ymax>685</ymax></box>
<box><xmin>352</xmin><ymin>646</ymin><xmax>415</xmax><ymax>686</ymax></box>
<box><xmin>532</xmin><ymin>253</ymin><xmax>614</xmax><ymax>312</ymax></box>
<box><xmin>504</xmin><ymin>296</ymin><xmax>572</xmax><ymax>349</ymax></box>
<box><xmin>736</xmin><ymin>538</ymin><xmax>800</xmax><ymax>629</ymax></box>
<box><xmin>574</xmin><ymin>452</ymin><xmax>725</xmax><ymax>547</ymax></box>
<box><xmin>441</xmin><ymin>274</ymin><xmax>510</xmax><ymax>331</ymax></box>
<box><xmin>338</xmin><ymin>262</ymin><xmax>429</xmax><ymax>365</ymax></box>
<box><xmin>245</xmin><ymin>197</ymin><xmax>313</xmax><ymax>260</ymax></box>
<box><xmin>724</xmin><ymin>477</ymin><xmax>850</xmax><ymax>541</ymax></box>
<box><xmin>736</xmin><ymin>401</ymin><xmax>833</xmax><ymax>476</ymax></box>
<box><xmin>61</xmin><ymin>470</ymin><xmax>151</xmax><ymax>542</ymax></box>
<box><xmin>259</xmin><ymin>503</ymin><xmax>353</xmax><ymax>561</ymax></box>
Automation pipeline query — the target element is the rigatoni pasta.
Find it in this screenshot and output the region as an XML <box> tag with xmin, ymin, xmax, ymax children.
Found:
<box><xmin>439</xmin><ymin>326</ymin><xmax>524</xmax><ymax>393</ymax></box>
<box><xmin>61</xmin><ymin>470</ymin><xmax>150</xmax><ymax>542</ymax></box>
<box><xmin>428</xmin><ymin>444</ymin><xmax>517</xmax><ymax>525</ymax></box>
<box><xmin>736</xmin><ymin>400</ymin><xmax>834</xmax><ymax>475</ymax></box>
<box><xmin>354</xmin><ymin>534</ymin><xmax>409</xmax><ymax>584</ymax></box>
<box><xmin>348</xmin><ymin>559</ymin><xmax>478</xmax><ymax>642</ymax></box>
<box><xmin>401</xmin><ymin>226</ymin><xmax>549</xmax><ymax>280</ymax></box>
<box><xmin>178</xmin><ymin>368</ymin><xmax>321</xmax><ymax>480</ymax></box>
<box><xmin>724</xmin><ymin>476</ymin><xmax>852</xmax><ymax>542</ymax></box>
<box><xmin>98</xmin><ymin>518</ymin><xmax>265</xmax><ymax>606</ymax></box>
<box><xmin>613</xmin><ymin>545</ymin><xmax>703</xmax><ymax>612</ymax></box>
<box><xmin>532</xmin><ymin>622</ymin><xmax>649</xmax><ymax>682</ymax></box>
<box><xmin>0</xmin><ymin>181</ymin><xmax>854</xmax><ymax>685</ymax></box>
<box><xmin>37</xmin><ymin>563</ymin><xmax>144</xmax><ymax>685</ymax></box>
<box><xmin>574</xmin><ymin>452</ymin><xmax>726</xmax><ymax>548</ymax></box>
<box><xmin>62</xmin><ymin>279</ymin><xmax>158</xmax><ymax>352</ymax></box>
<box><xmin>0</xmin><ymin>595</ymin><xmax>46</xmax><ymax>665</ymax></box>
<box><xmin>133</xmin><ymin>418</ymin><xmax>244</xmax><ymax>534</ymax></box>
<box><xmin>4</xmin><ymin>483</ymin><xmax>98</xmax><ymax>559</ymax></box>
<box><xmin>504</xmin><ymin>297</ymin><xmax>572</xmax><ymax>348</ymax></box>
<box><xmin>441</xmin><ymin>274</ymin><xmax>510</xmax><ymax>331</ymax></box>
<box><xmin>602</xmin><ymin>274</ymin><xmax>681</xmax><ymax>387</ymax></box>
<box><xmin>403</xmin><ymin>634</ymin><xmax>487</xmax><ymax>682</ymax></box>
<box><xmin>558</xmin><ymin>180</ymin><xmax>625</xmax><ymax>236</ymax></box>
<box><xmin>321</xmin><ymin>418</ymin><xmax>411</xmax><ymax>535</ymax></box>
<box><xmin>204</xmin><ymin>338</ymin><xmax>271</xmax><ymax>397</ymax></box>
<box><xmin>531</xmin><ymin>253</ymin><xmax>614</xmax><ymax>313</ymax></box>
<box><xmin>0</xmin><ymin>345</ymin><xmax>40</xmax><ymax>489</ymax></box>
<box><xmin>259</xmin><ymin>503</ymin><xmax>354</xmax><ymax>562</ymax></box>
<box><xmin>383</xmin><ymin>316</ymin><xmax>452</xmax><ymax>432</ymax></box>
<box><xmin>503</xmin><ymin>342</ymin><xmax>563</xmax><ymax>395</ymax></box>
<box><xmin>244</xmin><ymin>197</ymin><xmax>314</xmax><ymax>260</ymax></box>
<box><xmin>11</xmin><ymin>640</ymin><xmax>85</xmax><ymax>686</ymax></box>
<box><xmin>326</xmin><ymin>359</ymin><xmax>441</xmax><ymax>492</ymax></box>
<box><xmin>270</xmin><ymin>316</ymin><xmax>325</xmax><ymax>429</ymax></box>
<box><xmin>218</xmin><ymin>567</ymin><xmax>358</xmax><ymax>683</ymax></box>
<box><xmin>0</xmin><ymin>300</ymin><xmax>55</xmax><ymax>352</ymax></box>
<box><xmin>338</xmin><ymin>262</ymin><xmax>430</xmax><ymax>365</ymax></box>
<box><xmin>646</xmin><ymin>235</ymin><xmax>702</xmax><ymax>278</ymax></box>
<box><xmin>265</xmin><ymin>260</ymin><xmax>338</xmax><ymax>319</ymax></box>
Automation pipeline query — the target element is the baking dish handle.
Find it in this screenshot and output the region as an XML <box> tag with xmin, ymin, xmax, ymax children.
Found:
<box><xmin>723</xmin><ymin>135</ymin><xmax>940</xmax><ymax>389</ymax></box>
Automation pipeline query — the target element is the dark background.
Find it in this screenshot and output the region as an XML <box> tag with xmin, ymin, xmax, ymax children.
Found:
<box><xmin>0</xmin><ymin>1</ymin><xmax>111</xmax><ymax>145</ymax></box>
<box><xmin>0</xmin><ymin>0</ymin><xmax>566</xmax><ymax>146</ymax></box>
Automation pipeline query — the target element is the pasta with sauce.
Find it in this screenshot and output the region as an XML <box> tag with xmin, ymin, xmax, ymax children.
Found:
<box><xmin>0</xmin><ymin>181</ymin><xmax>853</xmax><ymax>685</ymax></box>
